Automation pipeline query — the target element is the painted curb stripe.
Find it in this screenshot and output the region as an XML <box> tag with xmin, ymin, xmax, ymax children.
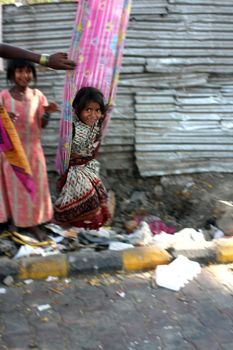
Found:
<box><xmin>122</xmin><ymin>246</ymin><xmax>172</xmax><ymax>271</ymax></box>
<box><xmin>2</xmin><ymin>242</ymin><xmax>232</xmax><ymax>281</ymax></box>
<box><xmin>215</xmin><ymin>239</ymin><xmax>233</xmax><ymax>264</ymax></box>
<box><xmin>19</xmin><ymin>254</ymin><xmax>68</xmax><ymax>280</ymax></box>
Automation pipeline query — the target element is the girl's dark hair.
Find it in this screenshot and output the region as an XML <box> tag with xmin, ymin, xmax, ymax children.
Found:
<box><xmin>6</xmin><ymin>59</ymin><xmax>37</xmax><ymax>83</ymax></box>
<box><xmin>72</xmin><ymin>86</ymin><xmax>107</xmax><ymax>117</ymax></box>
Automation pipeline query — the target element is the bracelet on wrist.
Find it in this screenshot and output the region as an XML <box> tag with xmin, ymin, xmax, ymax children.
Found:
<box><xmin>39</xmin><ymin>54</ymin><xmax>50</xmax><ymax>66</ymax></box>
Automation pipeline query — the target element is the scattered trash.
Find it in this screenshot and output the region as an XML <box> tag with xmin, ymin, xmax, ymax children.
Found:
<box><xmin>0</xmin><ymin>288</ymin><xmax>6</xmax><ymax>294</ymax></box>
<box><xmin>127</xmin><ymin>222</ymin><xmax>154</xmax><ymax>246</ymax></box>
<box><xmin>40</xmin><ymin>248</ymin><xmax>61</xmax><ymax>257</ymax></box>
<box><xmin>88</xmin><ymin>273</ymin><xmax>117</xmax><ymax>286</ymax></box>
<box><xmin>78</xmin><ymin>231</ymin><xmax>110</xmax><ymax>249</ymax></box>
<box><xmin>130</xmin><ymin>215</ymin><xmax>176</xmax><ymax>235</ymax></box>
<box><xmin>64</xmin><ymin>278</ymin><xmax>71</xmax><ymax>284</ymax></box>
<box><xmin>9</xmin><ymin>231</ymin><xmax>54</xmax><ymax>247</ymax></box>
<box><xmin>152</xmin><ymin>227</ymin><xmax>210</xmax><ymax>250</ymax></box>
<box><xmin>24</xmin><ymin>279</ymin><xmax>34</xmax><ymax>285</ymax></box>
<box><xmin>49</xmin><ymin>235</ymin><xmax>64</xmax><ymax>244</ymax></box>
<box><xmin>82</xmin><ymin>227</ymin><xmax>117</xmax><ymax>240</ymax></box>
<box><xmin>3</xmin><ymin>275</ymin><xmax>14</xmax><ymax>287</ymax></box>
<box><xmin>109</xmin><ymin>241</ymin><xmax>134</xmax><ymax>251</ymax></box>
<box><xmin>154</xmin><ymin>255</ymin><xmax>201</xmax><ymax>292</ymax></box>
<box><xmin>125</xmin><ymin>219</ymin><xmax>138</xmax><ymax>233</ymax></box>
<box><xmin>152</xmin><ymin>232</ymin><xmax>176</xmax><ymax>249</ymax></box>
<box><xmin>45</xmin><ymin>223</ymin><xmax>78</xmax><ymax>239</ymax></box>
<box><xmin>88</xmin><ymin>277</ymin><xmax>101</xmax><ymax>286</ymax></box>
<box><xmin>46</xmin><ymin>276</ymin><xmax>58</xmax><ymax>282</ymax></box>
<box><xmin>14</xmin><ymin>245</ymin><xmax>45</xmax><ymax>259</ymax></box>
<box><xmin>208</xmin><ymin>225</ymin><xmax>225</xmax><ymax>240</ymax></box>
<box><xmin>48</xmin><ymin>287</ymin><xmax>63</xmax><ymax>295</ymax></box>
<box><xmin>174</xmin><ymin>228</ymin><xmax>205</xmax><ymax>242</ymax></box>
<box><xmin>0</xmin><ymin>237</ymin><xmax>18</xmax><ymax>257</ymax></box>
<box><xmin>143</xmin><ymin>216</ymin><xmax>176</xmax><ymax>235</ymax></box>
<box><xmin>37</xmin><ymin>304</ymin><xmax>51</xmax><ymax>312</ymax></box>
<box><xmin>45</xmin><ymin>223</ymin><xmax>66</xmax><ymax>235</ymax></box>
<box><xmin>0</xmin><ymin>194</ymin><xmax>229</xmax><ymax>262</ymax></box>
<box><xmin>14</xmin><ymin>244</ymin><xmax>60</xmax><ymax>259</ymax></box>
<box><xmin>116</xmin><ymin>291</ymin><xmax>126</xmax><ymax>298</ymax></box>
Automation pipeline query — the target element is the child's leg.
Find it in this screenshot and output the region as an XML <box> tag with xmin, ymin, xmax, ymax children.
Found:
<box><xmin>24</xmin><ymin>225</ymin><xmax>48</xmax><ymax>242</ymax></box>
<box><xmin>0</xmin><ymin>154</ymin><xmax>11</xmax><ymax>225</ymax></box>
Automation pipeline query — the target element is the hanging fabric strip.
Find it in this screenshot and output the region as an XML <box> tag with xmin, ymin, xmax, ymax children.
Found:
<box><xmin>0</xmin><ymin>106</ymin><xmax>35</xmax><ymax>199</ymax></box>
<box><xmin>56</xmin><ymin>0</ymin><xmax>132</xmax><ymax>175</ymax></box>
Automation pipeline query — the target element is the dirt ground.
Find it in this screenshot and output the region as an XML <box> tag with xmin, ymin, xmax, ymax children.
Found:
<box><xmin>1</xmin><ymin>170</ymin><xmax>232</xmax><ymax>258</ymax></box>
<box><xmin>49</xmin><ymin>170</ymin><xmax>233</xmax><ymax>234</ymax></box>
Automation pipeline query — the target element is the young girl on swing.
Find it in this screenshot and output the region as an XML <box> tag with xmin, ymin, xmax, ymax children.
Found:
<box><xmin>0</xmin><ymin>59</ymin><xmax>58</xmax><ymax>240</ymax></box>
<box><xmin>54</xmin><ymin>87</ymin><xmax>111</xmax><ymax>229</ymax></box>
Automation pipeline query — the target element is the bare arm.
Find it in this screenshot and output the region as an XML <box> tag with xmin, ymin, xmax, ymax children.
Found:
<box><xmin>0</xmin><ymin>43</ymin><xmax>76</xmax><ymax>70</ymax></box>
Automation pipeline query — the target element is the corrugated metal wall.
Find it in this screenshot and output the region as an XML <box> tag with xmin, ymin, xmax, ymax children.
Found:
<box><xmin>131</xmin><ymin>0</ymin><xmax>233</xmax><ymax>176</ymax></box>
<box><xmin>1</xmin><ymin>1</ymin><xmax>233</xmax><ymax>176</ymax></box>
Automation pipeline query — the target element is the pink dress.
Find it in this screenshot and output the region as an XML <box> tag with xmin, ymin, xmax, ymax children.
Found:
<box><xmin>0</xmin><ymin>88</ymin><xmax>52</xmax><ymax>227</ymax></box>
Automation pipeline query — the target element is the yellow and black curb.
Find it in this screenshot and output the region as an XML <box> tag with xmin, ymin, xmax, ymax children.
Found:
<box><xmin>0</xmin><ymin>238</ymin><xmax>232</xmax><ymax>281</ymax></box>
<box><xmin>215</xmin><ymin>238</ymin><xmax>233</xmax><ymax>264</ymax></box>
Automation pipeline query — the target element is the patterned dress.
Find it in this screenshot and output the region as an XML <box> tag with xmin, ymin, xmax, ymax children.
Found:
<box><xmin>54</xmin><ymin>119</ymin><xmax>110</xmax><ymax>229</ymax></box>
<box><xmin>0</xmin><ymin>88</ymin><xmax>52</xmax><ymax>227</ymax></box>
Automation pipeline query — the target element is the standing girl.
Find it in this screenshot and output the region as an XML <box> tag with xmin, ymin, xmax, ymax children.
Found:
<box><xmin>54</xmin><ymin>87</ymin><xmax>111</xmax><ymax>229</ymax></box>
<box><xmin>0</xmin><ymin>59</ymin><xmax>58</xmax><ymax>239</ymax></box>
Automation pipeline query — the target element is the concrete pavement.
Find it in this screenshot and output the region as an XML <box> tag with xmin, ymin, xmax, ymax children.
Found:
<box><xmin>0</xmin><ymin>264</ymin><xmax>233</xmax><ymax>350</ymax></box>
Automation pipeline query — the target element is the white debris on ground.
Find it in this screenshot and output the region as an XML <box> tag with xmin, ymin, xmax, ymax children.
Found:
<box><xmin>154</xmin><ymin>255</ymin><xmax>201</xmax><ymax>291</ymax></box>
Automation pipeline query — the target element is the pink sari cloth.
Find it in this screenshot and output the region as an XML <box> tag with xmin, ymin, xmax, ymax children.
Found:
<box><xmin>56</xmin><ymin>0</ymin><xmax>132</xmax><ymax>175</ymax></box>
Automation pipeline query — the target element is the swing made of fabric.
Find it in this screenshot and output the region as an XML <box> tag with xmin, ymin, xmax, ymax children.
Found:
<box><xmin>56</xmin><ymin>0</ymin><xmax>132</xmax><ymax>175</ymax></box>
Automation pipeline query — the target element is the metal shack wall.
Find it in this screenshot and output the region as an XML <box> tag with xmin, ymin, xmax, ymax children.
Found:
<box><xmin>1</xmin><ymin>1</ymin><xmax>233</xmax><ymax>176</ymax></box>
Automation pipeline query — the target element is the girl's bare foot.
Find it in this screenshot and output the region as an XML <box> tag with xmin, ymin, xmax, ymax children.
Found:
<box><xmin>27</xmin><ymin>226</ymin><xmax>48</xmax><ymax>242</ymax></box>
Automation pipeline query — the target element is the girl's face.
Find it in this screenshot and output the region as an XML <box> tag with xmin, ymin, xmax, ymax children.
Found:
<box><xmin>13</xmin><ymin>66</ymin><xmax>33</xmax><ymax>87</ymax></box>
<box><xmin>79</xmin><ymin>101</ymin><xmax>103</xmax><ymax>126</ymax></box>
